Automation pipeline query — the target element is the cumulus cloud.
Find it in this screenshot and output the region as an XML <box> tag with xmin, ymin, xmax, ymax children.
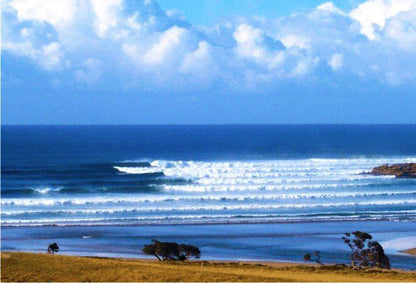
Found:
<box><xmin>350</xmin><ymin>0</ymin><xmax>416</xmax><ymax>40</ymax></box>
<box><xmin>317</xmin><ymin>2</ymin><xmax>344</xmax><ymax>15</ymax></box>
<box><xmin>2</xmin><ymin>0</ymin><xmax>416</xmax><ymax>93</ymax></box>
<box><xmin>143</xmin><ymin>26</ymin><xmax>189</xmax><ymax>65</ymax></box>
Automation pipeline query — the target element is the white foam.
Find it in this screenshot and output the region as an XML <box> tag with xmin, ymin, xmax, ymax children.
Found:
<box><xmin>34</xmin><ymin>188</ymin><xmax>53</xmax><ymax>194</ymax></box>
<box><xmin>5</xmin><ymin>156</ymin><xmax>416</xmax><ymax>225</ymax></box>
<box><xmin>3</xmin><ymin>200</ymin><xmax>416</xmax><ymax>217</ymax></box>
<box><xmin>113</xmin><ymin>166</ymin><xmax>163</xmax><ymax>174</ymax></box>
<box><xmin>3</xmin><ymin>189</ymin><xmax>416</xmax><ymax>208</ymax></box>
<box><xmin>381</xmin><ymin>237</ymin><xmax>416</xmax><ymax>252</ymax></box>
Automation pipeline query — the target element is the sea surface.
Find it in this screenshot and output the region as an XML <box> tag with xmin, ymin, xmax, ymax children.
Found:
<box><xmin>2</xmin><ymin>125</ymin><xmax>416</xmax><ymax>269</ymax></box>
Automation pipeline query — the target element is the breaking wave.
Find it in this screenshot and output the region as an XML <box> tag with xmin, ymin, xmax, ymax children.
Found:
<box><xmin>2</xmin><ymin>157</ymin><xmax>416</xmax><ymax>226</ymax></box>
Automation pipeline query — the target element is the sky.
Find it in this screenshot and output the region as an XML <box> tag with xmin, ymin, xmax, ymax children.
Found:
<box><xmin>2</xmin><ymin>0</ymin><xmax>416</xmax><ymax>125</ymax></box>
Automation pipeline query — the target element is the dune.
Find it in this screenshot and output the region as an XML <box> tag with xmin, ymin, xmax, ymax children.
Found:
<box><xmin>1</xmin><ymin>252</ymin><xmax>415</xmax><ymax>282</ymax></box>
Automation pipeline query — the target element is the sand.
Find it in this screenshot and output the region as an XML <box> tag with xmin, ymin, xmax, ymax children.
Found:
<box><xmin>401</xmin><ymin>248</ymin><xmax>416</xmax><ymax>256</ymax></box>
<box><xmin>2</xmin><ymin>252</ymin><xmax>416</xmax><ymax>282</ymax></box>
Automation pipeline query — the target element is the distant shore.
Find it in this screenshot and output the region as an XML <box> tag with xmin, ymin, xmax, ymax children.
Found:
<box><xmin>2</xmin><ymin>252</ymin><xmax>416</xmax><ymax>282</ymax></box>
<box><xmin>401</xmin><ymin>248</ymin><xmax>416</xmax><ymax>256</ymax></box>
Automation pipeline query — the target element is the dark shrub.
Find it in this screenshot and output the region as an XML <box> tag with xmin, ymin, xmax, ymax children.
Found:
<box><xmin>342</xmin><ymin>231</ymin><xmax>390</xmax><ymax>269</ymax></box>
<box><xmin>143</xmin><ymin>239</ymin><xmax>201</xmax><ymax>262</ymax></box>
<box><xmin>47</xmin><ymin>243</ymin><xmax>59</xmax><ymax>254</ymax></box>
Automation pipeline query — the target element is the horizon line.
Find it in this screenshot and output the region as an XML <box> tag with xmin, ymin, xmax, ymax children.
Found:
<box><xmin>2</xmin><ymin>123</ymin><xmax>416</xmax><ymax>126</ymax></box>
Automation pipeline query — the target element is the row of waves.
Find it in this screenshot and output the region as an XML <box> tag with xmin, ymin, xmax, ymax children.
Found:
<box><xmin>2</xmin><ymin>190</ymin><xmax>416</xmax><ymax>207</ymax></box>
<box><xmin>4</xmin><ymin>179</ymin><xmax>414</xmax><ymax>197</ymax></box>
<box><xmin>2</xmin><ymin>157</ymin><xmax>416</xmax><ymax>226</ymax></box>
<box><xmin>3</xmin><ymin>211</ymin><xmax>416</xmax><ymax>226</ymax></box>
<box><xmin>4</xmin><ymin>201</ymin><xmax>416</xmax><ymax>216</ymax></box>
<box><xmin>4</xmin><ymin>157</ymin><xmax>415</xmax><ymax>177</ymax></box>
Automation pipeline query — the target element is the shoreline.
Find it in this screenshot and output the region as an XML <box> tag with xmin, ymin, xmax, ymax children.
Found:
<box><xmin>401</xmin><ymin>249</ymin><xmax>416</xmax><ymax>256</ymax></box>
<box><xmin>2</xmin><ymin>252</ymin><xmax>416</xmax><ymax>282</ymax></box>
<box><xmin>3</xmin><ymin>220</ymin><xmax>416</xmax><ymax>271</ymax></box>
<box><xmin>3</xmin><ymin>217</ymin><xmax>413</xmax><ymax>228</ymax></box>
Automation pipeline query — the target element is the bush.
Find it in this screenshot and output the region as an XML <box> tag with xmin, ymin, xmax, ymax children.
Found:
<box><xmin>47</xmin><ymin>243</ymin><xmax>59</xmax><ymax>254</ymax></box>
<box><xmin>342</xmin><ymin>231</ymin><xmax>390</xmax><ymax>269</ymax></box>
<box><xmin>143</xmin><ymin>239</ymin><xmax>200</xmax><ymax>262</ymax></box>
<box><xmin>303</xmin><ymin>251</ymin><xmax>322</xmax><ymax>265</ymax></box>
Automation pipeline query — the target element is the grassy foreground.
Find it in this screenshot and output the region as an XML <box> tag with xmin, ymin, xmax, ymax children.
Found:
<box><xmin>2</xmin><ymin>252</ymin><xmax>416</xmax><ymax>282</ymax></box>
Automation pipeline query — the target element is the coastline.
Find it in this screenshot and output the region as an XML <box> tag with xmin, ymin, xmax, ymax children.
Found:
<box><xmin>401</xmin><ymin>249</ymin><xmax>416</xmax><ymax>256</ymax></box>
<box><xmin>3</xmin><ymin>220</ymin><xmax>416</xmax><ymax>270</ymax></box>
<box><xmin>2</xmin><ymin>252</ymin><xmax>416</xmax><ymax>282</ymax></box>
<box><xmin>1</xmin><ymin>216</ymin><xmax>406</xmax><ymax>228</ymax></box>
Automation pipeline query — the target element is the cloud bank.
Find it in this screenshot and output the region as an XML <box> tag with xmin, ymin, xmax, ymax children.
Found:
<box><xmin>2</xmin><ymin>0</ymin><xmax>416</xmax><ymax>93</ymax></box>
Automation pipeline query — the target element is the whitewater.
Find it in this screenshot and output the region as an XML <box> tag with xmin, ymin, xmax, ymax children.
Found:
<box><xmin>3</xmin><ymin>157</ymin><xmax>416</xmax><ymax>226</ymax></box>
<box><xmin>2</xmin><ymin>125</ymin><xmax>416</xmax><ymax>269</ymax></box>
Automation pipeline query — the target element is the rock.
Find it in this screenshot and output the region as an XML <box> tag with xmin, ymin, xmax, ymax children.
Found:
<box><xmin>370</xmin><ymin>163</ymin><xmax>416</xmax><ymax>178</ymax></box>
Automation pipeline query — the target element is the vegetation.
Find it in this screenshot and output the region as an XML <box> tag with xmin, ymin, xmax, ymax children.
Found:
<box><xmin>47</xmin><ymin>243</ymin><xmax>59</xmax><ymax>255</ymax></box>
<box><xmin>303</xmin><ymin>251</ymin><xmax>323</xmax><ymax>265</ymax></box>
<box><xmin>3</xmin><ymin>252</ymin><xmax>415</xmax><ymax>282</ymax></box>
<box><xmin>342</xmin><ymin>231</ymin><xmax>390</xmax><ymax>269</ymax></box>
<box><xmin>142</xmin><ymin>239</ymin><xmax>201</xmax><ymax>262</ymax></box>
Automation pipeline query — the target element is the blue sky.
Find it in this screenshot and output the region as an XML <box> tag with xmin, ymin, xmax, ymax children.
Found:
<box><xmin>157</xmin><ymin>0</ymin><xmax>361</xmax><ymax>26</ymax></box>
<box><xmin>2</xmin><ymin>0</ymin><xmax>416</xmax><ymax>124</ymax></box>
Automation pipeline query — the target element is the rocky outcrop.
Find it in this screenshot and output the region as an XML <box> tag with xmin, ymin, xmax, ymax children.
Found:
<box><xmin>370</xmin><ymin>163</ymin><xmax>416</xmax><ymax>178</ymax></box>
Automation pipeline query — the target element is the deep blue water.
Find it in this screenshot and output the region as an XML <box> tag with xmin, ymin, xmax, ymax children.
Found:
<box><xmin>3</xmin><ymin>125</ymin><xmax>416</xmax><ymax>165</ymax></box>
<box><xmin>2</xmin><ymin>125</ymin><xmax>416</xmax><ymax>268</ymax></box>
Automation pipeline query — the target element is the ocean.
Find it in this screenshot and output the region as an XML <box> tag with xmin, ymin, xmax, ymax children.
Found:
<box><xmin>2</xmin><ymin>125</ymin><xmax>416</xmax><ymax>269</ymax></box>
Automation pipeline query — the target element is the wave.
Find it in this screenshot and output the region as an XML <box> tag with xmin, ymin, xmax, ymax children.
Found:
<box><xmin>2</xmin><ymin>210</ymin><xmax>416</xmax><ymax>227</ymax></box>
<box><xmin>3</xmin><ymin>195</ymin><xmax>416</xmax><ymax>208</ymax></box>
<box><xmin>3</xmin><ymin>156</ymin><xmax>416</xmax><ymax>226</ymax></box>
<box><xmin>113</xmin><ymin>166</ymin><xmax>164</xmax><ymax>175</ymax></box>
<box><xmin>5</xmin><ymin>208</ymin><xmax>416</xmax><ymax>218</ymax></box>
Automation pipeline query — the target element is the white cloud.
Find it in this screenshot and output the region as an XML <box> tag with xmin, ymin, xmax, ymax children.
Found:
<box><xmin>317</xmin><ymin>2</ymin><xmax>344</xmax><ymax>15</ymax></box>
<box><xmin>328</xmin><ymin>53</ymin><xmax>343</xmax><ymax>70</ymax></box>
<box><xmin>234</xmin><ymin>23</ymin><xmax>267</xmax><ymax>61</ymax></box>
<box><xmin>382</xmin><ymin>9</ymin><xmax>416</xmax><ymax>51</ymax></box>
<box><xmin>181</xmin><ymin>41</ymin><xmax>211</xmax><ymax>73</ymax></box>
<box><xmin>143</xmin><ymin>26</ymin><xmax>189</xmax><ymax>65</ymax></box>
<box><xmin>233</xmin><ymin>23</ymin><xmax>285</xmax><ymax>72</ymax></box>
<box><xmin>9</xmin><ymin>0</ymin><xmax>77</xmax><ymax>27</ymax></box>
<box><xmin>280</xmin><ymin>35</ymin><xmax>310</xmax><ymax>50</ymax></box>
<box><xmin>350</xmin><ymin>0</ymin><xmax>416</xmax><ymax>40</ymax></box>
<box><xmin>2</xmin><ymin>0</ymin><xmax>416</xmax><ymax>91</ymax></box>
<box><xmin>41</xmin><ymin>42</ymin><xmax>65</xmax><ymax>70</ymax></box>
<box><xmin>90</xmin><ymin>0</ymin><xmax>123</xmax><ymax>37</ymax></box>
<box><xmin>292</xmin><ymin>56</ymin><xmax>319</xmax><ymax>76</ymax></box>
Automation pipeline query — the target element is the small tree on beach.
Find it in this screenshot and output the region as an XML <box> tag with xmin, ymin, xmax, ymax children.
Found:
<box><xmin>342</xmin><ymin>231</ymin><xmax>390</xmax><ymax>269</ymax></box>
<box><xmin>47</xmin><ymin>243</ymin><xmax>59</xmax><ymax>254</ymax></box>
<box><xmin>303</xmin><ymin>251</ymin><xmax>323</xmax><ymax>265</ymax></box>
<box><xmin>142</xmin><ymin>240</ymin><xmax>201</xmax><ymax>262</ymax></box>
<box><xmin>179</xmin><ymin>244</ymin><xmax>201</xmax><ymax>261</ymax></box>
<box><xmin>143</xmin><ymin>241</ymin><xmax>162</xmax><ymax>261</ymax></box>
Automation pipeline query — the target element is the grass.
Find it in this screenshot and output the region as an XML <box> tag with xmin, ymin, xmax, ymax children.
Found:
<box><xmin>2</xmin><ymin>252</ymin><xmax>416</xmax><ymax>282</ymax></box>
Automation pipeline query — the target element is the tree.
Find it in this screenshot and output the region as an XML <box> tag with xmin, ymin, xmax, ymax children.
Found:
<box><xmin>303</xmin><ymin>251</ymin><xmax>322</xmax><ymax>265</ymax></box>
<box><xmin>143</xmin><ymin>241</ymin><xmax>161</xmax><ymax>261</ymax></box>
<box><xmin>142</xmin><ymin>240</ymin><xmax>201</xmax><ymax>262</ymax></box>
<box><xmin>342</xmin><ymin>231</ymin><xmax>390</xmax><ymax>269</ymax></box>
<box><xmin>179</xmin><ymin>244</ymin><xmax>201</xmax><ymax>262</ymax></box>
<box><xmin>47</xmin><ymin>243</ymin><xmax>59</xmax><ymax>254</ymax></box>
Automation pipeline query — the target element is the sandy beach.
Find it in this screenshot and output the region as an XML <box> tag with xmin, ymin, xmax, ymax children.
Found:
<box><xmin>402</xmin><ymin>248</ymin><xmax>416</xmax><ymax>256</ymax></box>
<box><xmin>2</xmin><ymin>252</ymin><xmax>416</xmax><ymax>282</ymax></box>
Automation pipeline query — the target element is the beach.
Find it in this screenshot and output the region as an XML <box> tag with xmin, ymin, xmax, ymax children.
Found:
<box><xmin>2</xmin><ymin>252</ymin><xmax>416</xmax><ymax>282</ymax></box>
<box><xmin>2</xmin><ymin>125</ymin><xmax>416</xmax><ymax>276</ymax></box>
<box><xmin>4</xmin><ymin>0</ymin><xmax>416</xmax><ymax>279</ymax></box>
<box><xmin>2</xmin><ymin>221</ymin><xmax>416</xmax><ymax>270</ymax></box>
